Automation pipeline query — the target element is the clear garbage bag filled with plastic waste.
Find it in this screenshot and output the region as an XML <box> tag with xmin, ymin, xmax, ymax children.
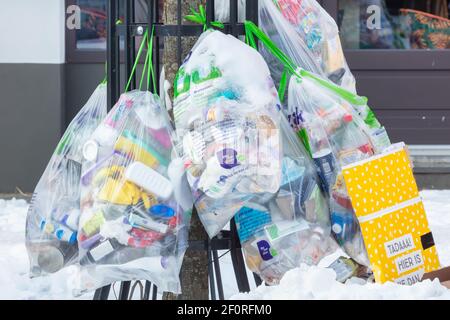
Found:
<box><xmin>173</xmin><ymin>29</ymin><xmax>337</xmax><ymax>284</ymax></box>
<box><xmin>259</xmin><ymin>0</ymin><xmax>356</xmax><ymax>93</ymax></box>
<box><xmin>173</xmin><ymin>30</ymin><xmax>283</xmax><ymax>238</ymax></box>
<box><xmin>76</xmin><ymin>90</ymin><xmax>192</xmax><ymax>294</ymax></box>
<box><xmin>26</xmin><ymin>83</ymin><xmax>107</xmax><ymax>277</ymax></box>
<box><xmin>286</xmin><ymin>71</ymin><xmax>391</xmax><ymax>266</ymax></box>
<box><xmin>236</xmin><ymin>115</ymin><xmax>339</xmax><ymax>284</ymax></box>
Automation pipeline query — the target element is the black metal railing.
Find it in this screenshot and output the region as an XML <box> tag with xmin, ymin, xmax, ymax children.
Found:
<box><xmin>94</xmin><ymin>0</ymin><xmax>261</xmax><ymax>300</ymax></box>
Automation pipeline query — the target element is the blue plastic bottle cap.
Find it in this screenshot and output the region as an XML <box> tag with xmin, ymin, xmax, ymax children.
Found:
<box><xmin>69</xmin><ymin>232</ymin><xmax>78</xmax><ymax>245</ymax></box>
<box><xmin>149</xmin><ymin>205</ymin><xmax>175</xmax><ymax>218</ymax></box>
<box><xmin>55</xmin><ymin>229</ymin><xmax>64</xmax><ymax>240</ymax></box>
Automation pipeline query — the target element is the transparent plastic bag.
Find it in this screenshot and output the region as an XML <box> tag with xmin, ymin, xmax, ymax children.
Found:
<box><xmin>236</xmin><ymin>115</ymin><xmax>338</xmax><ymax>284</ymax></box>
<box><xmin>214</xmin><ymin>0</ymin><xmax>246</xmax><ymax>23</ymax></box>
<box><xmin>259</xmin><ymin>0</ymin><xmax>356</xmax><ymax>93</ymax></box>
<box><xmin>26</xmin><ymin>83</ymin><xmax>107</xmax><ymax>277</ymax></box>
<box><xmin>76</xmin><ymin>90</ymin><xmax>192</xmax><ymax>294</ymax></box>
<box><xmin>286</xmin><ymin>72</ymin><xmax>391</xmax><ymax>266</ymax></box>
<box><xmin>174</xmin><ymin>30</ymin><xmax>283</xmax><ymax>238</ymax></box>
<box><xmin>173</xmin><ymin>29</ymin><xmax>337</xmax><ymax>284</ymax></box>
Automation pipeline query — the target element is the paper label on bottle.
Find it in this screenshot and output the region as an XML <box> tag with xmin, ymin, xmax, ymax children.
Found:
<box><xmin>235</xmin><ymin>206</ymin><xmax>271</xmax><ymax>243</ymax></box>
<box><xmin>89</xmin><ymin>240</ymin><xmax>114</xmax><ymax>261</ymax></box>
<box><xmin>265</xmin><ymin>220</ymin><xmax>309</xmax><ymax>242</ymax></box>
<box><xmin>174</xmin><ymin>79</ymin><xmax>220</xmax><ymax>125</ymax></box>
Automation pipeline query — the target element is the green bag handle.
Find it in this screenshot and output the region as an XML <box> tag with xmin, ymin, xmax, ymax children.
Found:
<box><xmin>243</xmin><ymin>21</ymin><xmax>368</xmax><ymax>106</ymax></box>
<box><xmin>185</xmin><ymin>4</ymin><xmax>224</xmax><ymax>31</ymax></box>
<box><xmin>139</xmin><ymin>37</ymin><xmax>150</xmax><ymax>90</ymax></box>
<box><xmin>125</xmin><ymin>28</ymin><xmax>149</xmax><ymax>92</ymax></box>
<box><xmin>298</xmin><ymin>69</ymin><xmax>368</xmax><ymax>106</ymax></box>
<box><xmin>101</xmin><ymin>62</ymin><xmax>107</xmax><ymax>85</ymax></box>
<box><xmin>139</xmin><ymin>26</ymin><xmax>157</xmax><ymax>93</ymax></box>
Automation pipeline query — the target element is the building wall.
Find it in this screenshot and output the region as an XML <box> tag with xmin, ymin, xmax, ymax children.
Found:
<box><xmin>0</xmin><ymin>0</ymin><xmax>66</xmax><ymax>192</ymax></box>
<box><xmin>0</xmin><ymin>0</ymin><xmax>449</xmax><ymax>191</ymax></box>
<box><xmin>353</xmin><ymin>70</ymin><xmax>450</xmax><ymax>145</ymax></box>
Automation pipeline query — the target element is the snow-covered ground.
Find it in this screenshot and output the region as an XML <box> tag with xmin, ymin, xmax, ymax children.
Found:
<box><xmin>0</xmin><ymin>190</ymin><xmax>449</xmax><ymax>300</ymax></box>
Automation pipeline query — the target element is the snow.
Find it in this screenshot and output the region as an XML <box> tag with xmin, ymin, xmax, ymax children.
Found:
<box><xmin>0</xmin><ymin>190</ymin><xmax>449</xmax><ymax>300</ymax></box>
<box><xmin>231</xmin><ymin>264</ymin><xmax>450</xmax><ymax>300</ymax></box>
<box><xmin>231</xmin><ymin>190</ymin><xmax>450</xmax><ymax>300</ymax></box>
<box><xmin>0</xmin><ymin>198</ymin><xmax>91</xmax><ymax>300</ymax></box>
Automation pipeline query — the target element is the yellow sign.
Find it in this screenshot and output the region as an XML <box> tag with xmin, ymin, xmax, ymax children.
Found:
<box><xmin>342</xmin><ymin>143</ymin><xmax>440</xmax><ymax>284</ymax></box>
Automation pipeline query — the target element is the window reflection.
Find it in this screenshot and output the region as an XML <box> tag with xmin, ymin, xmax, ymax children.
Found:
<box><xmin>76</xmin><ymin>0</ymin><xmax>108</xmax><ymax>50</ymax></box>
<box><xmin>75</xmin><ymin>0</ymin><xmax>150</xmax><ymax>50</ymax></box>
<box><xmin>339</xmin><ymin>0</ymin><xmax>450</xmax><ymax>49</ymax></box>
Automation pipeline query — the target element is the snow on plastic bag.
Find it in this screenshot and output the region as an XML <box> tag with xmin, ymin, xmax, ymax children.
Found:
<box><xmin>173</xmin><ymin>30</ymin><xmax>283</xmax><ymax>238</ymax></box>
<box><xmin>173</xmin><ymin>30</ymin><xmax>337</xmax><ymax>283</ymax></box>
<box><xmin>26</xmin><ymin>83</ymin><xmax>107</xmax><ymax>277</ymax></box>
<box><xmin>259</xmin><ymin>0</ymin><xmax>356</xmax><ymax>93</ymax></box>
<box><xmin>286</xmin><ymin>72</ymin><xmax>391</xmax><ymax>266</ymax></box>
<box><xmin>76</xmin><ymin>90</ymin><xmax>192</xmax><ymax>294</ymax></box>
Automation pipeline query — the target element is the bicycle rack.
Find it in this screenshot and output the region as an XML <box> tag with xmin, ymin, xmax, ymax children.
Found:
<box><xmin>94</xmin><ymin>0</ymin><xmax>262</xmax><ymax>300</ymax></box>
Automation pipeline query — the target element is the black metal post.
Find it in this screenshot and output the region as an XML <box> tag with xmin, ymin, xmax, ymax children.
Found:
<box><xmin>207</xmin><ymin>240</ymin><xmax>216</xmax><ymax>300</ymax></box>
<box><xmin>143</xmin><ymin>281</ymin><xmax>152</xmax><ymax>300</ymax></box>
<box><xmin>93</xmin><ymin>284</ymin><xmax>111</xmax><ymax>300</ymax></box>
<box><xmin>230</xmin><ymin>0</ymin><xmax>239</xmax><ymax>36</ymax></box>
<box><xmin>212</xmin><ymin>250</ymin><xmax>225</xmax><ymax>300</ymax></box>
<box><xmin>229</xmin><ymin>219</ymin><xmax>251</xmax><ymax>293</ymax></box>
<box><xmin>152</xmin><ymin>284</ymin><xmax>158</xmax><ymax>300</ymax></box>
<box><xmin>107</xmin><ymin>0</ymin><xmax>120</xmax><ymax>111</ymax></box>
<box><xmin>125</xmin><ymin>0</ymin><xmax>136</xmax><ymax>91</ymax></box>
<box><xmin>152</xmin><ymin>0</ymin><xmax>160</xmax><ymax>91</ymax></box>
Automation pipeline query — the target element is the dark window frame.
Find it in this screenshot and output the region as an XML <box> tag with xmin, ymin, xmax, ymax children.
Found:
<box><xmin>320</xmin><ymin>0</ymin><xmax>450</xmax><ymax>71</ymax></box>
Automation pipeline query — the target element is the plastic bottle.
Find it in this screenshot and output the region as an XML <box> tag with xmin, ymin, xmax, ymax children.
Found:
<box><xmin>307</xmin><ymin>118</ymin><xmax>337</xmax><ymax>193</ymax></box>
<box><xmin>58</xmin><ymin>208</ymin><xmax>81</xmax><ymax>231</ymax></box>
<box><xmin>330</xmin><ymin>200</ymin><xmax>356</xmax><ymax>245</ymax></box>
<box><xmin>29</xmin><ymin>240</ymin><xmax>78</xmax><ymax>275</ymax></box>
<box><xmin>317</xmin><ymin>103</ymin><xmax>353</xmax><ymax>136</ymax></box>
<box><xmin>39</xmin><ymin>218</ymin><xmax>77</xmax><ymax>244</ymax></box>
<box><xmin>333</xmin><ymin>120</ymin><xmax>374</xmax><ymax>167</ymax></box>
<box><xmin>80</xmin><ymin>238</ymin><xmax>122</xmax><ymax>265</ymax></box>
<box><xmin>125</xmin><ymin>162</ymin><xmax>173</xmax><ymax>200</ymax></box>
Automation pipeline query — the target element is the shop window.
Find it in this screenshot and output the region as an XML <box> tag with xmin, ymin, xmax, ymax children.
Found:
<box><xmin>338</xmin><ymin>0</ymin><xmax>450</xmax><ymax>49</ymax></box>
<box><xmin>75</xmin><ymin>0</ymin><xmax>108</xmax><ymax>50</ymax></box>
<box><xmin>66</xmin><ymin>0</ymin><xmax>150</xmax><ymax>62</ymax></box>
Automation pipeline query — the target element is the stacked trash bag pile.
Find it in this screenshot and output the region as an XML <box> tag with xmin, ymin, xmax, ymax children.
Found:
<box><xmin>24</xmin><ymin>1</ymin><xmax>431</xmax><ymax>296</ymax></box>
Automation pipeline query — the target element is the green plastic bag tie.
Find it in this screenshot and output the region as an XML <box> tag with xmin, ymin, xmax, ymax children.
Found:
<box><xmin>298</xmin><ymin>69</ymin><xmax>368</xmax><ymax>106</ymax></box>
<box><xmin>139</xmin><ymin>26</ymin><xmax>157</xmax><ymax>94</ymax></box>
<box><xmin>185</xmin><ymin>4</ymin><xmax>224</xmax><ymax>31</ymax></box>
<box><xmin>364</xmin><ymin>109</ymin><xmax>381</xmax><ymax>128</ymax></box>
<box><xmin>139</xmin><ymin>41</ymin><xmax>150</xmax><ymax>91</ymax></box>
<box><xmin>101</xmin><ymin>62</ymin><xmax>107</xmax><ymax>85</ymax></box>
<box><xmin>148</xmin><ymin>26</ymin><xmax>157</xmax><ymax>94</ymax></box>
<box><xmin>244</xmin><ymin>22</ymin><xmax>258</xmax><ymax>50</ymax></box>
<box><xmin>125</xmin><ymin>28</ymin><xmax>149</xmax><ymax>92</ymax></box>
<box><xmin>297</xmin><ymin>128</ymin><xmax>312</xmax><ymax>157</ymax></box>
<box><xmin>278</xmin><ymin>67</ymin><xmax>288</xmax><ymax>103</ymax></box>
<box><xmin>243</xmin><ymin>21</ymin><xmax>369</xmax><ymax>107</ymax></box>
